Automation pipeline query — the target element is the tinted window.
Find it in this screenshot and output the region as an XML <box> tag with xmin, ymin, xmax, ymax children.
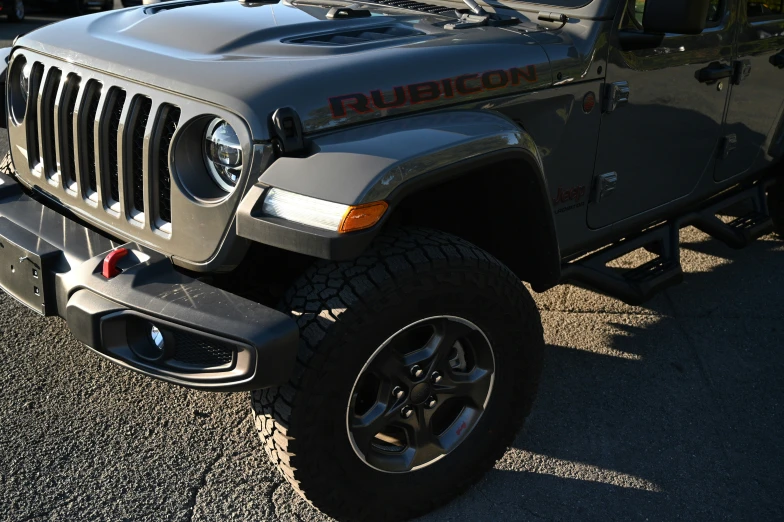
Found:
<box><xmin>624</xmin><ymin>0</ymin><xmax>723</xmax><ymax>29</ymax></box>
<box><xmin>748</xmin><ymin>0</ymin><xmax>784</xmax><ymax>18</ymax></box>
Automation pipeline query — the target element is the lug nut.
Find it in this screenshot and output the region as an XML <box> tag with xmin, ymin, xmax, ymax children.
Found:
<box><xmin>401</xmin><ymin>406</ymin><xmax>413</xmax><ymax>419</ymax></box>
<box><xmin>410</xmin><ymin>365</ymin><xmax>424</xmax><ymax>379</ymax></box>
<box><xmin>425</xmin><ymin>397</ymin><xmax>437</xmax><ymax>409</ymax></box>
<box><xmin>431</xmin><ymin>371</ymin><xmax>442</xmax><ymax>384</ymax></box>
<box><xmin>392</xmin><ymin>386</ymin><xmax>405</xmax><ymax>400</ymax></box>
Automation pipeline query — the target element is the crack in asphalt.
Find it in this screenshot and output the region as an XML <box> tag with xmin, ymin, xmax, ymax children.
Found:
<box><xmin>185</xmin><ymin>452</ymin><xmax>222</xmax><ymax>522</ymax></box>
<box><xmin>268</xmin><ymin>478</ymin><xmax>287</xmax><ymax>520</ymax></box>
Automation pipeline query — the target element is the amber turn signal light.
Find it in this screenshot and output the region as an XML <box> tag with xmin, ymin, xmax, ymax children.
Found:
<box><xmin>339</xmin><ymin>201</ymin><xmax>389</xmax><ymax>233</ymax></box>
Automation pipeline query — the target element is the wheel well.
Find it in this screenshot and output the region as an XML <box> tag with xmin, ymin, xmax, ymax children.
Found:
<box><xmin>391</xmin><ymin>159</ymin><xmax>560</xmax><ymax>291</ymax></box>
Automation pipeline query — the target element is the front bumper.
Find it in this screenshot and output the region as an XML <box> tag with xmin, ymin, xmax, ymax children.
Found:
<box><xmin>0</xmin><ymin>172</ymin><xmax>299</xmax><ymax>392</ymax></box>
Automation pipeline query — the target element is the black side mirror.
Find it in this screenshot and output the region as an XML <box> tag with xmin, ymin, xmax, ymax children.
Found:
<box><xmin>643</xmin><ymin>0</ymin><xmax>711</xmax><ymax>35</ymax></box>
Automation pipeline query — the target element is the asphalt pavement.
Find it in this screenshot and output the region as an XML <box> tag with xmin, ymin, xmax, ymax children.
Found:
<box><xmin>0</xmin><ymin>7</ymin><xmax>783</xmax><ymax>522</ymax></box>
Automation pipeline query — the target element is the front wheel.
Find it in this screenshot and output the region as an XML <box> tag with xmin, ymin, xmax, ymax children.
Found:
<box><xmin>252</xmin><ymin>228</ymin><xmax>544</xmax><ymax>520</ymax></box>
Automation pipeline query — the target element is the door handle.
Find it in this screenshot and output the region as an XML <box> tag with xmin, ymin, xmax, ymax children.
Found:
<box><xmin>771</xmin><ymin>52</ymin><xmax>784</xmax><ymax>68</ymax></box>
<box><xmin>696</xmin><ymin>62</ymin><xmax>733</xmax><ymax>83</ymax></box>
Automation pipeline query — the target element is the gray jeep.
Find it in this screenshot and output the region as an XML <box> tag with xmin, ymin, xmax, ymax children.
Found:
<box><xmin>1</xmin><ymin>0</ymin><xmax>783</xmax><ymax>519</ymax></box>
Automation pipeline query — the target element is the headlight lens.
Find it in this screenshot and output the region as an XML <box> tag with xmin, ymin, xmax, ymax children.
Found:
<box><xmin>19</xmin><ymin>61</ymin><xmax>30</xmax><ymax>104</ymax></box>
<box><xmin>261</xmin><ymin>188</ymin><xmax>389</xmax><ymax>233</ymax></box>
<box><xmin>204</xmin><ymin>119</ymin><xmax>242</xmax><ymax>192</ymax></box>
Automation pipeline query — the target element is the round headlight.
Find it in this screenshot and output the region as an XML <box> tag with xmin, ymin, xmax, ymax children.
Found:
<box><xmin>204</xmin><ymin>119</ymin><xmax>242</xmax><ymax>192</ymax></box>
<box><xmin>19</xmin><ymin>61</ymin><xmax>30</xmax><ymax>104</ymax></box>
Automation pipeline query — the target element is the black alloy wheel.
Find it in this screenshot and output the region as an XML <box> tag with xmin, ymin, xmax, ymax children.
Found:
<box><xmin>348</xmin><ymin>316</ymin><xmax>495</xmax><ymax>473</ymax></box>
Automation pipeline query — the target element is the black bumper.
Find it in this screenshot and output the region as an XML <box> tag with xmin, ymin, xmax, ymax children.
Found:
<box><xmin>0</xmin><ymin>173</ymin><xmax>299</xmax><ymax>392</ymax></box>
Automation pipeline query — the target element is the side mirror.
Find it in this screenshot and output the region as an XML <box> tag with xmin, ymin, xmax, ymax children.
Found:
<box><xmin>643</xmin><ymin>0</ymin><xmax>711</xmax><ymax>35</ymax></box>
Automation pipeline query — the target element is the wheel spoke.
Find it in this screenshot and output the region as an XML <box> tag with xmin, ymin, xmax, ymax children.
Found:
<box><xmin>349</xmin><ymin>380</ymin><xmax>398</xmax><ymax>456</ymax></box>
<box><xmin>397</xmin><ymin>407</ymin><xmax>446</xmax><ymax>470</ymax></box>
<box><xmin>436</xmin><ymin>367</ymin><xmax>493</xmax><ymax>409</ymax></box>
<box><xmin>427</xmin><ymin>319</ymin><xmax>475</xmax><ymax>370</ymax></box>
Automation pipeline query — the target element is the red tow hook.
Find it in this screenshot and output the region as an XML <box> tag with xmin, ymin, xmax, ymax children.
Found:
<box><xmin>102</xmin><ymin>247</ymin><xmax>129</xmax><ymax>279</ymax></box>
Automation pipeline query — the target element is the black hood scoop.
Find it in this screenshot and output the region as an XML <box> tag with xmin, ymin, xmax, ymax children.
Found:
<box><xmin>288</xmin><ymin>23</ymin><xmax>424</xmax><ymax>45</ymax></box>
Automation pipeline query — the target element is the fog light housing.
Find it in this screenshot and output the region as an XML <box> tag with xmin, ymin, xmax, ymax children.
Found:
<box><xmin>130</xmin><ymin>321</ymin><xmax>172</xmax><ymax>362</ymax></box>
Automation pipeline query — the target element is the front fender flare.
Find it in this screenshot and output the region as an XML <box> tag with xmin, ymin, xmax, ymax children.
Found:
<box><xmin>237</xmin><ymin>110</ymin><xmax>560</xmax><ymax>287</ymax></box>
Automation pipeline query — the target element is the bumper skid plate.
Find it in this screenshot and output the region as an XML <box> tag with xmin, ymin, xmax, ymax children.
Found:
<box><xmin>0</xmin><ymin>173</ymin><xmax>298</xmax><ymax>391</ymax></box>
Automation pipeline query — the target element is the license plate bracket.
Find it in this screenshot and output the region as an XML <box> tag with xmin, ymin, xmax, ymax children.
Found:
<box><xmin>0</xmin><ymin>217</ymin><xmax>61</xmax><ymax>316</ymax></box>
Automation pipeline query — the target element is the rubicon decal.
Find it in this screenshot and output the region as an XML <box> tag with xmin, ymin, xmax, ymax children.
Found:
<box><xmin>329</xmin><ymin>65</ymin><xmax>538</xmax><ymax>118</ymax></box>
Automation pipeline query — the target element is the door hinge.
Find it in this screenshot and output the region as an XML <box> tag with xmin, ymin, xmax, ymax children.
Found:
<box><xmin>604</xmin><ymin>81</ymin><xmax>630</xmax><ymax>113</ymax></box>
<box><xmin>719</xmin><ymin>134</ymin><xmax>737</xmax><ymax>160</ymax></box>
<box><xmin>732</xmin><ymin>59</ymin><xmax>752</xmax><ymax>85</ymax></box>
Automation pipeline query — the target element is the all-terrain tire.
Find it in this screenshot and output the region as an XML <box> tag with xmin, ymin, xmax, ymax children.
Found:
<box><xmin>251</xmin><ymin>227</ymin><xmax>544</xmax><ymax>521</ymax></box>
<box><xmin>770</xmin><ymin>181</ymin><xmax>784</xmax><ymax>238</ymax></box>
<box><xmin>0</xmin><ymin>152</ymin><xmax>13</xmax><ymax>177</ymax></box>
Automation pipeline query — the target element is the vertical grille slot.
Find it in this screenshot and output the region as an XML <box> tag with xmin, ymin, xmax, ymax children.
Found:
<box><xmin>156</xmin><ymin>106</ymin><xmax>180</xmax><ymax>225</ymax></box>
<box><xmin>40</xmin><ymin>68</ymin><xmax>62</xmax><ymax>181</ymax></box>
<box><xmin>60</xmin><ymin>74</ymin><xmax>81</xmax><ymax>190</ymax></box>
<box><xmin>128</xmin><ymin>96</ymin><xmax>152</xmax><ymax>217</ymax></box>
<box><xmin>25</xmin><ymin>62</ymin><xmax>44</xmax><ymax>172</ymax></box>
<box><xmin>103</xmin><ymin>88</ymin><xmax>126</xmax><ymax>205</ymax></box>
<box><xmin>80</xmin><ymin>81</ymin><xmax>102</xmax><ymax>196</ymax></box>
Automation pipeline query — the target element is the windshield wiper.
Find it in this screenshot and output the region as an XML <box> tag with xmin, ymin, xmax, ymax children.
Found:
<box><xmin>445</xmin><ymin>0</ymin><xmax>521</xmax><ymax>29</ymax></box>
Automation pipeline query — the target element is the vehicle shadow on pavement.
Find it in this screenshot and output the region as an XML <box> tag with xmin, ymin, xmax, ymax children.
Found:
<box><xmin>422</xmin><ymin>232</ymin><xmax>784</xmax><ymax>521</ymax></box>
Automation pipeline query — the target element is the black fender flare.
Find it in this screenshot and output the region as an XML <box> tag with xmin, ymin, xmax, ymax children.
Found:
<box><xmin>237</xmin><ymin>110</ymin><xmax>561</xmax><ymax>289</ymax></box>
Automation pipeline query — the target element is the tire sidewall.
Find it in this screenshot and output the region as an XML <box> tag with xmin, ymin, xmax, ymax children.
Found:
<box><xmin>286</xmin><ymin>264</ymin><xmax>542</xmax><ymax>505</ymax></box>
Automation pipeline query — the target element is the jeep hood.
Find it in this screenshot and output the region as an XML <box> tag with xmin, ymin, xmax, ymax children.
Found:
<box><xmin>15</xmin><ymin>0</ymin><xmax>554</xmax><ymax>139</ymax></box>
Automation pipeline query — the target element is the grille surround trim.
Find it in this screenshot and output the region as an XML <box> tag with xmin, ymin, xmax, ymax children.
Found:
<box><xmin>7</xmin><ymin>51</ymin><xmax>261</xmax><ymax>270</ymax></box>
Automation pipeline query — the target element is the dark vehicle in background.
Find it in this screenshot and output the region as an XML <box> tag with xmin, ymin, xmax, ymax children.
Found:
<box><xmin>2</xmin><ymin>0</ymin><xmax>111</xmax><ymax>22</ymax></box>
<box><xmin>1</xmin><ymin>0</ymin><xmax>26</xmax><ymax>21</ymax></box>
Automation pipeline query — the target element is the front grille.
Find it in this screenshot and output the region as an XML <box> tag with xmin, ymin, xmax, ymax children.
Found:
<box><xmin>106</xmin><ymin>88</ymin><xmax>126</xmax><ymax>203</ymax></box>
<box><xmin>21</xmin><ymin>62</ymin><xmax>180</xmax><ymax>230</ymax></box>
<box><xmin>9</xmin><ymin>51</ymin><xmax>254</xmax><ymax>270</ymax></box>
<box><xmin>83</xmin><ymin>82</ymin><xmax>101</xmax><ymax>194</ymax></box>
<box><xmin>157</xmin><ymin>107</ymin><xmax>180</xmax><ymax>224</ymax></box>
<box><xmin>61</xmin><ymin>74</ymin><xmax>80</xmax><ymax>188</ymax></box>
<box><xmin>130</xmin><ymin>96</ymin><xmax>152</xmax><ymax>214</ymax></box>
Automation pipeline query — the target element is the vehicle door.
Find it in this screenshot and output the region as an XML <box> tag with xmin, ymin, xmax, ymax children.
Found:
<box><xmin>715</xmin><ymin>0</ymin><xmax>784</xmax><ymax>181</ymax></box>
<box><xmin>588</xmin><ymin>0</ymin><xmax>732</xmax><ymax>229</ymax></box>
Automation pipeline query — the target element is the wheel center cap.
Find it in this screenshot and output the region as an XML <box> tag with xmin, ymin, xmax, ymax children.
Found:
<box><xmin>410</xmin><ymin>382</ymin><xmax>431</xmax><ymax>404</ymax></box>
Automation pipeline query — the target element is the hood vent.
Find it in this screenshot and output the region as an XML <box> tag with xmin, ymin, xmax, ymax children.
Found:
<box><xmin>370</xmin><ymin>0</ymin><xmax>455</xmax><ymax>14</ymax></box>
<box><xmin>290</xmin><ymin>25</ymin><xmax>424</xmax><ymax>46</ymax></box>
<box><xmin>145</xmin><ymin>0</ymin><xmax>228</xmax><ymax>14</ymax></box>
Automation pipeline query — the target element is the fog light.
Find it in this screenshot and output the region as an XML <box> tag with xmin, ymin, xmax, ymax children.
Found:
<box><xmin>150</xmin><ymin>325</ymin><xmax>165</xmax><ymax>352</ymax></box>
